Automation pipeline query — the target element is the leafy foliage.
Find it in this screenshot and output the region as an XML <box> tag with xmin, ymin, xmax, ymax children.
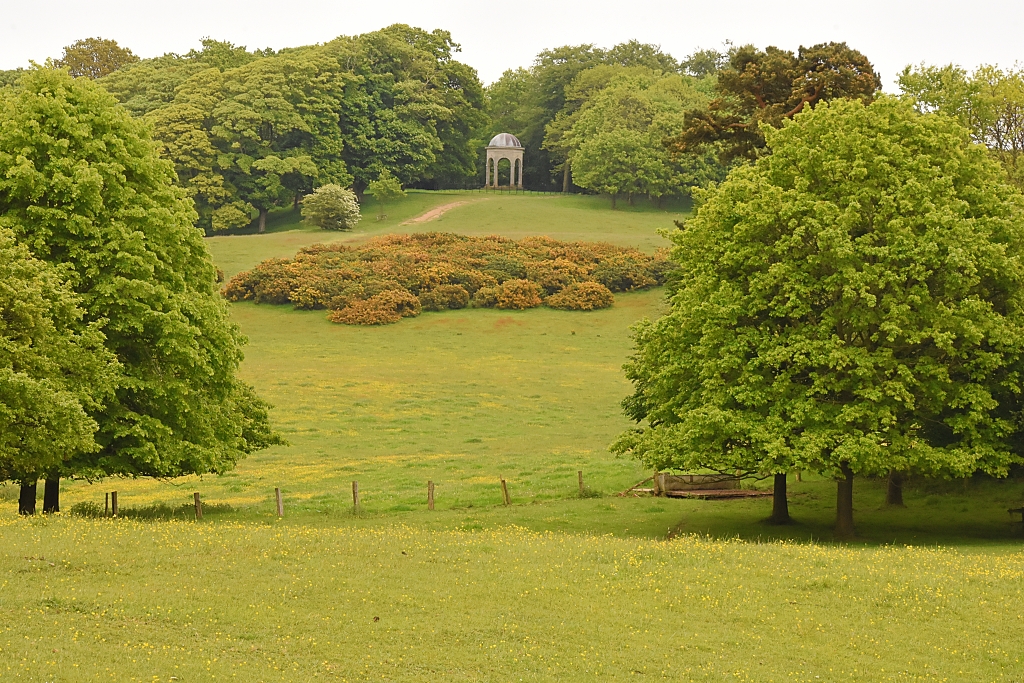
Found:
<box><xmin>366</xmin><ymin>170</ymin><xmax>406</xmax><ymax>217</ymax></box>
<box><xmin>0</xmin><ymin>228</ymin><xmax>117</xmax><ymax>484</ymax></box>
<box><xmin>614</xmin><ymin>97</ymin><xmax>1024</xmax><ymax>523</ymax></box>
<box><xmin>900</xmin><ymin>63</ymin><xmax>1024</xmax><ymax>188</ymax></box>
<box><xmin>0</xmin><ymin>69</ymin><xmax>279</xmax><ymax>479</ymax></box>
<box><xmin>224</xmin><ymin>233</ymin><xmax>671</xmax><ymax>324</ymax></box>
<box><xmin>55</xmin><ymin>38</ymin><xmax>139</xmax><ymax>79</ymax></box>
<box><xmin>97</xmin><ymin>26</ymin><xmax>484</xmax><ymax>230</ymax></box>
<box><xmin>546</xmin><ymin>282</ymin><xmax>615</xmax><ymax>310</ymax></box>
<box><xmin>300</xmin><ymin>185</ymin><xmax>361</xmax><ymax>231</ymax></box>
<box><xmin>481</xmin><ymin>42</ymin><xmax>697</xmax><ymax>190</ymax></box>
<box><xmin>548</xmin><ymin>68</ymin><xmax>721</xmax><ymax>203</ymax></box>
<box><xmin>668</xmin><ymin>42</ymin><xmax>880</xmax><ymax>162</ymax></box>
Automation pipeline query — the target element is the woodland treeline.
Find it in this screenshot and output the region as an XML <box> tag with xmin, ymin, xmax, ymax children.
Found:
<box><xmin>3</xmin><ymin>28</ymin><xmax>1021</xmax><ymax>231</ymax></box>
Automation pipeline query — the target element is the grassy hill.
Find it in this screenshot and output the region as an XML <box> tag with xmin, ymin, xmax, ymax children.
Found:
<box><xmin>4</xmin><ymin>191</ymin><xmax>1024</xmax><ymax>682</ymax></box>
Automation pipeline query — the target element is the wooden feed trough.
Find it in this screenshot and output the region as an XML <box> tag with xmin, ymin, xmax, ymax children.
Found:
<box><xmin>620</xmin><ymin>472</ymin><xmax>771</xmax><ymax>500</ymax></box>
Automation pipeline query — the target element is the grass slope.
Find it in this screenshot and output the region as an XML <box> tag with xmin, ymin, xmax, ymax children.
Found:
<box><xmin>4</xmin><ymin>517</ymin><xmax>1022</xmax><ymax>682</ymax></box>
<box><xmin>4</xmin><ymin>191</ymin><xmax>1024</xmax><ymax>682</ymax></box>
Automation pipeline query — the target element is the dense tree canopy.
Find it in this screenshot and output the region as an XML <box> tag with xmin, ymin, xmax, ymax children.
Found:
<box><xmin>668</xmin><ymin>42</ymin><xmax>880</xmax><ymax>162</ymax></box>
<box><xmin>548</xmin><ymin>68</ymin><xmax>721</xmax><ymax>203</ymax></box>
<box><xmin>614</xmin><ymin>97</ymin><xmax>1024</xmax><ymax>537</ymax></box>
<box><xmin>0</xmin><ymin>227</ymin><xmax>117</xmax><ymax>511</ymax></box>
<box><xmin>95</xmin><ymin>26</ymin><xmax>484</xmax><ymax>230</ymax></box>
<box><xmin>481</xmin><ymin>42</ymin><xmax>696</xmax><ymax>190</ymax></box>
<box><xmin>900</xmin><ymin>64</ymin><xmax>1024</xmax><ymax>188</ymax></box>
<box><xmin>0</xmin><ymin>69</ymin><xmax>278</xmax><ymax>493</ymax></box>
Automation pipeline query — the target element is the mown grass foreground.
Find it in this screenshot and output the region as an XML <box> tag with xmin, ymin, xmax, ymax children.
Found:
<box><xmin>4</xmin><ymin>516</ymin><xmax>1022</xmax><ymax>682</ymax></box>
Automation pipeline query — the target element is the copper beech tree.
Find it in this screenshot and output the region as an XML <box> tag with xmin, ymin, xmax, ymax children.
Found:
<box><xmin>667</xmin><ymin>42</ymin><xmax>880</xmax><ymax>163</ymax></box>
<box><xmin>614</xmin><ymin>97</ymin><xmax>1024</xmax><ymax>537</ymax></box>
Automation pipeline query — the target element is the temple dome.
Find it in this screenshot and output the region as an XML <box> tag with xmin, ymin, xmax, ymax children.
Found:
<box><xmin>488</xmin><ymin>133</ymin><xmax>522</xmax><ymax>148</ymax></box>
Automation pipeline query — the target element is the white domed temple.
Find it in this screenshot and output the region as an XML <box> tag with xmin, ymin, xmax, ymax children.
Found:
<box><xmin>484</xmin><ymin>133</ymin><xmax>524</xmax><ymax>189</ymax></box>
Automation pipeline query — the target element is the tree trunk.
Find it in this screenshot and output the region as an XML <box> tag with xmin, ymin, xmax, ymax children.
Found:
<box><xmin>886</xmin><ymin>470</ymin><xmax>905</xmax><ymax>507</ymax></box>
<box><xmin>258</xmin><ymin>208</ymin><xmax>268</xmax><ymax>234</ymax></box>
<box><xmin>293</xmin><ymin>192</ymin><xmax>300</xmax><ymax>210</ymax></box>
<box><xmin>611</xmin><ymin>194</ymin><xmax>617</xmax><ymax>209</ymax></box>
<box><xmin>769</xmin><ymin>473</ymin><xmax>790</xmax><ymax>524</ymax></box>
<box><xmin>43</xmin><ymin>477</ymin><xmax>60</xmax><ymax>514</ymax></box>
<box><xmin>562</xmin><ymin>163</ymin><xmax>570</xmax><ymax>193</ymax></box>
<box><xmin>835</xmin><ymin>462</ymin><xmax>855</xmax><ymax>539</ymax></box>
<box><xmin>628</xmin><ymin>192</ymin><xmax>634</xmax><ymax>206</ymax></box>
<box><xmin>18</xmin><ymin>481</ymin><xmax>37</xmax><ymax>515</ymax></box>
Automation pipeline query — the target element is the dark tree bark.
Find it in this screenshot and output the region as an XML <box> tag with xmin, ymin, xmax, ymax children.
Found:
<box><xmin>258</xmin><ymin>208</ymin><xmax>268</xmax><ymax>234</ymax></box>
<box><xmin>835</xmin><ymin>462</ymin><xmax>855</xmax><ymax>539</ymax></box>
<box><xmin>43</xmin><ymin>477</ymin><xmax>60</xmax><ymax>513</ymax></box>
<box><xmin>562</xmin><ymin>163</ymin><xmax>570</xmax><ymax>193</ymax></box>
<box><xmin>293</xmin><ymin>192</ymin><xmax>300</xmax><ymax>210</ymax></box>
<box><xmin>611</xmin><ymin>194</ymin><xmax>617</xmax><ymax>209</ymax></box>
<box><xmin>886</xmin><ymin>470</ymin><xmax>905</xmax><ymax>506</ymax></box>
<box><xmin>769</xmin><ymin>473</ymin><xmax>790</xmax><ymax>524</ymax></box>
<box><xmin>18</xmin><ymin>481</ymin><xmax>37</xmax><ymax>515</ymax></box>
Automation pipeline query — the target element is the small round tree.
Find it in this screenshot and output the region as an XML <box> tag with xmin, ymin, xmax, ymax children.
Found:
<box><xmin>366</xmin><ymin>170</ymin><xmax>405</xmax><ymax>220</ymax></box>
<box><xmin>301</xmin><ymin>185</ymin><xmax>362</xmax><ymax>231</ymax></box>
<box><xmin>614</xmin><ymin>96</ymin><xmax>1024</xmax><ymax>537</ymax></box>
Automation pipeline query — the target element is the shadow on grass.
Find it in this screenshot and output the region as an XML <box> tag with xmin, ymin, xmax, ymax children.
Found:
<box><xmin>205</xmin><ymin>207</ymin><xmax>309</xmax><ymax>237</ymax></box>
<box><xmin>70</xmin><ymin>501</ymin><xmax>236</xmax><ymax>520</ymax></box>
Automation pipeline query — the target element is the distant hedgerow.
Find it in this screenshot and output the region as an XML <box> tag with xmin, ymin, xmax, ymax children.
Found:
<box><xmin>224</xmin><ymin>232</ymin><xmax>674</xmax><ymax>325</ymax></box>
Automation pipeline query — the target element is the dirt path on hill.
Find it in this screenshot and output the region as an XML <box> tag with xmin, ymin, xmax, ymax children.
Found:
<box><xmin>401</xmin><ymin>198</ymin><xmax>486</xmax><ymax>225</ymax></box>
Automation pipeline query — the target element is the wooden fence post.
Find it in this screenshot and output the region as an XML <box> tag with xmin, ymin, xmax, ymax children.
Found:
<box><xmin>193</xmin><ymin>492</ymin><xmax>202</xmax><ymax>520</ymax></box>
<box><xmin>427</xmin><ymin>481</ymin><xmax>435</xmax><ymax>511</ymax></box>
<box><xmin>111</xmin><ymin>491</ymin><xmax>118</xmax><ymax>517</ymax></box>
<box><xmin>105</xmin><ymin>492</ymin><xmax>109</xmax><ymax>517</ymax></box>
<box><xmin>500</xmin><ymin>478</ymin><xmax>511</xmax><ymax>506</ymax></box>
<box><xmin>652</xmin><ymin>472</ymin><xmax>660</xmax><ymax>496</ymax></box>
<box><xmin>352</xmin><ymin>481</ymin><xmax>360</xmax><ymax>512</ymax></box>
<box><xmin>275</xmin><ymin>487</ymin><xmax>284</xmax><ymax>517</ymax></box>
<box><xmin>578</xmin><ymin>470</ymin><xmax>584</xmax><ymax>496</ymax></box>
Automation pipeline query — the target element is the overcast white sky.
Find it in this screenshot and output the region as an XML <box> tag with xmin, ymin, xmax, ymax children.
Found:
<box><xmin>1</xmin><ymin>0</ymin><xmax>1021</xmax><ymax>88</ymax></box>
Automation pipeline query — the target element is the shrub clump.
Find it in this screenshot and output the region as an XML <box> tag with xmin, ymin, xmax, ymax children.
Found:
<box><xmin>327</xmin><ymin>290</ymin><xmax>421</xmax><ymax>325</ymax></box>
<box><xmin>224</xmin><ymin>232</ymin><xmax>673</xmax><ymax>325</ymax></box>
<box><xmin>419</xmin><ymin>284</ymin><xmax>470</xmax><ymax>311</ymax></box>
<box><xmin>301</xmin><ymin>185</ymin><xmax>361</xmax><ymax>231</ymax></box>
<box><xmin>495</xmin><ymin>279</ymin><xmax>543</xmax><ymax>309</ymax></box>
<box><xmin>546</xmin><ymin>282</ymin><xmax>615</xmax><ymax>310</ymax></box>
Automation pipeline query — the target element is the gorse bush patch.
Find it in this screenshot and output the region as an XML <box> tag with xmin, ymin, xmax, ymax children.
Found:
<box><xmin>223</xmin><ymin>232</ymin><xmax>673</xmax><ymax>324</ymax></box>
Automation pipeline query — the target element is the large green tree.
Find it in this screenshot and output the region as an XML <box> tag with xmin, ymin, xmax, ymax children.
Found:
<box><xmin>0</xmin><ymin>69</ymin><xmax>279</xmax><ymax>508</ymax></box>
<box><xmin>0</xmin><ymin>228</ymin><xmax>117</xmax><ymax>513</ymax></box>
<box><xmin>613</xmin><ymin>97</ymin><xmax>1024</xmax><ymax>537</ymax></box>
<box><xmin>668</xmin><ymin>42</ymin><xmax>880</xmax><ymax>162</ymax></box>
<box><xmin>552</xmin><ymin>68</ymin><xmax>720</xmax><ymax>203</ymax></box>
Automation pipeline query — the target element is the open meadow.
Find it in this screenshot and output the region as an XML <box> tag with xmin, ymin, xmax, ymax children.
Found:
<box><xmin>3</xmin><ymin>192</ymin><xmax>1024</xmax><ymax>681</ymax></box>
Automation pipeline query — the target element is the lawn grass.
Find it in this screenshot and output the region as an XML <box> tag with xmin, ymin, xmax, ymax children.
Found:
<box><xmin>3</xmin><ymin>516</ymin><xmax>1022</xmax><ymax>682</ymax></box>
<box><xmin>4</xmin><ymin>190</ymin><xmax>1024</xmax><ymax>681</ymax></box>
<box><xmin>206</xmin><ymin>191</ymin><xmax>690</xmax><ymax>279</ymax></box>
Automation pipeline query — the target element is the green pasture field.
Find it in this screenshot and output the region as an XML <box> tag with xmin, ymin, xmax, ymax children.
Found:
<box><xmin>3</xmin><ymin>517</ymin><xmax>1022</xmax><ymax>681</ymax></box>
<box><xmin>3</xmin><ymin>191</ymin><xmax>1024</xmax><ymax>681</ymax></box>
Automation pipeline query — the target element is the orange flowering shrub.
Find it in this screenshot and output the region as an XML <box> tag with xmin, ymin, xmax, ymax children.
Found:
<box><xmin>545</xmin><ymin>281</ymin><xmax>615</xmax><ymax>310</ymax></box>
<box><xmin>494</xmin><ymin>279</ymin><xmax>543</xmax><ymax>309</ymax></box>
<box><xmin>326</xmin><ymin>290</ymin><xmax>422</xmax><ymax>325</ymax></box>
<box><xmin>224</xmin><ymin>232</ymin><xmax>672</xmax><ymax>325</ymax></box>
<box><xmin>418</xmin><ymin>284</ymin><xmax>470</xmax><ymax>311</ymax></box>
